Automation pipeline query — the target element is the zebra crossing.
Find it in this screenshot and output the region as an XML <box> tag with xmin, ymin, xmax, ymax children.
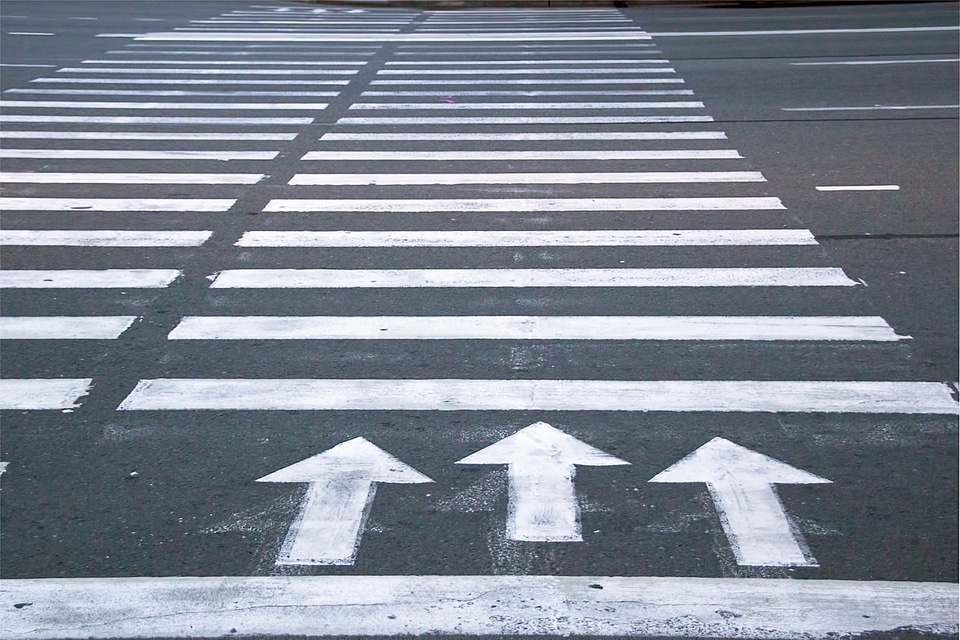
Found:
<box><xmin>1</xmin><ymin>3</ymin><xmax>957</xmax><ymax>637</ymax></box>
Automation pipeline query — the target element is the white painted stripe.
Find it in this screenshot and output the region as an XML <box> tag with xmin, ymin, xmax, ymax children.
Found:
<box><xmin>264</xmin><ymin>197</ymin><xmax>780</xmax><ymax>213</ymax></box>
<box><xmin>7</xmin><ymin>31</ymin><xmax>53</xmax><ymax>36</ymax></box>
<box><xmin>4</xmin><ymin>576</ymin><xmax>954</xmax><ymax>639</ymax></box>
<box><xmin>0</xmin><ymin>230</ymin><xmax>211</xmax><ymax>247</ymax></box>
<box><xmin>288</xmin><ymin>171</ymin><xmax>762</xmax><ymax>186</ymax></box>
<box><xmin>0</xmin><ymin>270</ymin><xmax>180</xmax><ymax>288</ymax></box>
<box><xmin>0</xmin><ymin>63</ymin><xmax>56</xmax><ymax>67</ymax></box>
<box><xmin>0</xmin><ymin>100</ymin><xmax>329</xmax><ymax>110</ymax></box>
<box><xmin>0</xmin><ymin>150</ymin><xmax>278</xmax><ymax>160</ymax></box>
<box><xmin>783</xmin><ymin>105</ymin><xmax>959</xmax><ymax>112</ymax></box>
<box><xmin>383</xmin><ymin>59</ymin><xmax>667</xmax><ymax>65</ymax></box>
<box><xmin>6</xmin><ymin>89</ymin><xmax>339</xmax><ymax>97</ymax></box>
<box><xmin>56</xmin><ymin>68</ymin><xmax>358</xmax><ymax>75</ymax></box>
<box><xmin>0</xmin><ymin>115</ymin><xmax>312</xmax><ymax>124</ymax></box>
<box><xmin>117</xmin><ymin>379</ymin><xmax>957</xmax><ymax>413</ymax></box>
<box><xmin>168</xmin><ymin>315</ymin><xmax>904</xmax><ymax>341</ymax></box>
<box><xmin>376</xmin><ymin>69</ymin><xmax>675</xmax><ymax>76</ymax></box>
<box><xmin>235</xmin><ymin>229</ymin><xmax>816</xmax><ymax>247</ymax></box>
<box><xmin>648</xmin><ymin>26</ymin><xmax>960</xmax><ymax>37</ymax></box>
<box><xmin>337</xmin><ymin>116</ymin><xmax>712</xmax><ymax>124</ymax></box>
<box><xmin>816</xmin><ymin>185</ymin><xmax>900</xmax><ymax>192</ymax></box>
<box><xmin>0</xmin><ymin>379</ymin><xmax>92</xmax><ymax>410</ymax></box>
<box><xmin>0</xmin><ymin>316</ymin><xmax>137</xmax><ymax>339</ymax></box>
<box><xmin>792</xmin><ymin>58</ymin><xmax>960</xmax><ymax>66</ymax></box>
<box><xmin>0</xmin><ymin>173</ymin><xmax>263</xmax><ymax>184</ymax></box>
<box><xmin>80</xmin><ymin>59</ymin><xmax>367</xmax><ymax>65</ymax></box>
<box><xmin>300</xmin><ymin>150</ymin><xmax>737</xmax><ymax>161</ymax></box>
<box><xmin>361</xmin><ymin>90</ymin><xmax>694</xmax><ymax>97</ymax></box>
<box><xmin>210</xmin><ymin>268</ymin><xmax>854</xmax><ymax>289</ymax></box>
<box><xmin>0</xmin><ymin>131</ymin><xmax>297</xmax><ymax>140</ymax></box>
<box><xmin>350</xmin><ymin>101</ymin><xmax>700</xmax><ymax>110</ymax></box>
<box><xmin>319</xmin><ymin>132</ymin><xmax>722</xmax><ymax>141</ymax></box>
<box><xmin>32</xmin><ymin>78</ymin><xmax>351</xmax><ymax>85</ymax></box>
<box><xmin>133</xmin><ymin>32</ymin><xmax>653</xmax><ymax>42</ymax></box>
<box><xmin>370</xmin><ymin>79</ymin><xmax>684</xmax><ymax>85</ymax></box>
<box><xmin>0</xmin><ymin>198</ymin><xmax>234</xmax><ymax>212</ymax></box>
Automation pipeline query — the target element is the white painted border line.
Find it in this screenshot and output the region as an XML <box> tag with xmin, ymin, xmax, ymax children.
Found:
<box><xmin>0</xmin><ymin>198</ymin><xmax>235</xmax><ymax>212</ymax></box>
<box><xmin>300</xmin><ymin>151</ymin><xmax>738</xmax><ymax>161</ymax></box>
<box><xmin>0</xmin><ymin>270</ymin><xmax>180</xmax><ymax>288</ymax></box>
<box><xmin>0</xmin><ymin>230</ymin><xmax>211</xmax><ymax>247</ymax></box>
<box><xmin>0</xmin><ymin>116</ymin><xmax>313</xmax><ymax>124</ymax></box>
<box><xmin>168</xmin><ymin>316</ymin><xmax>905</xmax><ymax>341</ymax></box>
<box><xmin>263</xmin><ymin>197</ymin><xmax>781</xmax><ymax>213</ymax></box>
<box><xmin>337</xmin><ymin>116</ymin><xmax>713</xmax><ymax>124</ymax></box>
<box><xmin>117</xmin><ymin>379</ymin><xmax>958</xmax><ymax>413</ymax></box>
<box><xmin>0</xmin><ymin>100</ymin><xmax>329</xmax><ymax>110</ymax></box>
<box><xmin>0</xmin><ymin>173</ymin><xmax>263</xmax><ymax>184</ymax></box>
<box><xmin>0</xmin><ymin>379</ymin><xmax>92</xmax><ymax>410</ymax></box>
<box><xmin>235</xmin><ymin>229</ymin><xmax>816</xmax><ymax>247</ymax></box>
<box><xmin>319</xmin><ymin>132</ymin><xmax>720</xmax><ymax>141</ymax></box>
<box><xmin>350</xmin><ymin>101</ymin><xmax>699</xmax><ymax>109</ymax></box>
<box><xmin>209</xmin><ymin>268</ymin><xmax>855</xmax><ymax>289</ymax></box>
<box><xmin>133</xmin><ymin>32</ymin><xmax>653</xmax><ymax>42</ymax></box>
<box><xmin>792</xmin><ymin>58</ymin><xmax>960</xmax><ymax>66</ymax></box>
<box><xmin>2</xmin><ymin>576</ymin><xmax>956</xmax><ymax>638</ymax></box>
<box><xmin>783</xmin><ymin>105</ymin><xmax>958</xmax><ymax>112</ymax></box>
<box><xmin>816</xmin><ymin>185</ymin><xmax>900</xmax><ymax>192</ymax></box>
<box><xmin>0</xmin><ymin>316</ymin><xmax>137</xmax><ymax>339</ymax></box>
<box><xmin>288</xmin><ymin>172</ymin><xmax>762</xmax><ymax>186</ymax></box>
<box><xmin>0</xmin><ymin>150</ymin><xmax>278</xmax><ymax>160</ymax></box>
<box><xmin>0</xmin><ymin>132</ymin><xmax>296</xmax><ymax>140</ymax></box>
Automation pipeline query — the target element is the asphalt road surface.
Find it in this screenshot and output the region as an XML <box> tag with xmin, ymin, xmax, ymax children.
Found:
<box><xmin>1</xmin><ymin>1</ymin><xmax>957</xmax><ymax>637</ymax></box>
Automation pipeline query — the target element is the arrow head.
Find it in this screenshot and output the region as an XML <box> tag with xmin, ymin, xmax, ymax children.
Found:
<box><xmin>257</xmin><ymin>437</ymin><xmax>433</xmax><ymax>484</ymax></box>
<box><xmin>456</xmin><ymin>422</ymin><xmax>630</xmax><ymax>467</ymax></box>
<box><xmin>649</xmin><ymin>437</ymin><xmax>831</xmax><ymax>485</ymax></box>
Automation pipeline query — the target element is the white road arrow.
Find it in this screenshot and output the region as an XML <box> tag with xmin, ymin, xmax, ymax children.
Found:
<box><xmin>257</xmin><ymin>438</ymin><xmax>432</xmax><ymax>566</ymax></box>
<box><xmin>457</xmin><ymin>422</ymin><xmax>630</xmax><ymax>542</ymax></box>
<box><xmin>649</xmin><ymin>437</ymin><xmax>831</xmax><ymax>567</ymax></box>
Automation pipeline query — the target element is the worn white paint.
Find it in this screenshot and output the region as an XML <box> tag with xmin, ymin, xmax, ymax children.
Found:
<box><xmin>257</xmin><ymin>438</ymin><xmax>432</xmax><ymax>565</ymax></box>
<box><xmin>0</xmin><ymin>115</ymin><xmax>313</xmax><ymax>124</ymax></box>
<box><xmin>374</xmin><ymin>69</ymin><xmax>674</xmax><ymax>76</ymax></box>
<box><xmin>5</xmin><ymin>90</ymin><xmax>339</xmax><ymax>97</ymax></box>
<box><xmin>458</xmin><ymin>422</ymin><xmax>626</xmax><ymax>541</ymax></box>
<box><xmin>0</xmin><ymin>150</ymin><xmax>278</xmax><ymax>160</ymax></box>
<box><xmin>133</xmin><ymin>31</ymin><xmax>653</xmax><ymax>42</ymax></box>
<box><xmin>650</xmin><ymin>438</ymin><xmax>832</xmax><ymax>567</ymax></box>
<box><xmin>351</xmin><ymin>101</ymin><xmax>697</xmax><ymax>110</ymax></box>
<box><xmin>338</xmin><ymin>116</ymin><xmax>712</xmax><ymax>124</ymax></box>
<box><xmin>319</xmin><ymin>131</ymin><xmax>720</xmax><ymax>140</ymax></box>
<box><xmin>0</xmin><ymin>316</ymin><xmax>137</xmax><ymax>339</ymax></box>
<box><xmin>783</xmin><ymin>105</ymin><xmax>958</xmax><ymax>112</ymax></box>
<box><xmin>0</xmin><ymin>270</ymin><xmax>180</xmax><ymax>288</ymax></box>
<box><xmin>264</xmin><ymin>197</ymin><xmax>777</xmax><ymax>212</ymax></box>
<box><xmin>0</xmin><ymin>100</ymin><xmax>329</xmax><ymax>110</ymax></box>
<box><xmin>816</xmin><ymin>185</ymin><xmax>900</xmax><ymax>191</ymax></box>
<box><xmin>116</xmin><ymin>379</ymin><xmax>959</xmax><ymax>414</ymax></box>
<box><xmin>300</xmin><ymin>150</ymin><xmax>737</xmax><ymax>161</ymax></box>
<box><xmin>167</xmin><ymin>315</ymin><xmax>903</xmax><ymax>342</ymax></box>
<box><xmin>0</xmin><ymin>198</ymin><xmax>234</xmax><ymax>212</ymax></box>
<box><xmin>383</xmin><ymin>59</ymin><xmax>667</xmax><ymax>65</ymax></box>
<box><xmin>5</xmin><ymin>575</ymin><xmax>953</xmax><ymax>639</ymax></box>
<box><xmin>0</xmin><ymin>230</ymin><xmax>211</xmax><ymax>246</ymax></box>
<box><xmin>235</xmin><ymin>229</ymin><xmax>816</xmax><ymax>247</ymax></box>
<box><xmin>209</xmin><ymin>267</ymin><xmax>855</xmax><ymax>289</ymax></box>
<box><xmin>0</xmin><ymin>131</ymin><xmax>296</xmax><ymax>140</ymax></box>
<box><xmin>80</xmin><ymin>59</ymin><xmax>367</xmax><ymax>65</ymax></box>
<box><xmin>0</xmin><ymin>379</ymin><xmax>92</xmax><ymax>409</ymax></box>
<box><xmin>369</xmin><ymin>79</ymin><xmax>685</xmax><ymax>85</ymax></box>
<box><xmin>33</xmin><ymin>78</ymin><xmax>351</xmax><ymax>85</ymax></box>
<box><xmin>56</xmin><ymin>68</ymin><xmax>358</xmax><ymax>75</ymax></box>
<box><xmin>0</xmin><ymin>173</ymin><xmax>263</xmax><ymax>184</ymax></box>
<box><xmin>288</xmin><ymin>172</ymin><xmax>761</xmax><ymax>186</ymax></box>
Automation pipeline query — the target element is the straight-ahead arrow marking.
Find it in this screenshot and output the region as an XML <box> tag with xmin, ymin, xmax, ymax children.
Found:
<box><xmin>257</xmin><ymin>438</ymin><xmax>432</xmax><ymax>565</ymax></box>
<box><xmin>457</xmin><ymin>422</ymin><xmax>629</xmax><ymax>541</ymax></box>
<box><xmin>650</xmin><ymin>437</ymin><xmax>831</xmax><ymax>567</ymax></box>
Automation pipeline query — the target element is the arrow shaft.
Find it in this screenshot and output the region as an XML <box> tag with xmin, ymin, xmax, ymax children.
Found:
<box><xmin>279</xmin><ymin>471</ymin><xmax>375</xmax><ymax>565</ymax></box>
<box><xmin>507</xmin><ymin>463</ymin><xmax>581</xmax><ymax>542</ymax></box>
<box><xmin>708</xmin><ymin>480</ymin><xmax>814</xmax><ymax>567</ymax></box>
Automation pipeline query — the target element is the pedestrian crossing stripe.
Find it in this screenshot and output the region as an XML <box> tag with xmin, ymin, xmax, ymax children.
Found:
<box><xmin>0</xmin><ymin>379</ymin><xmax>92</xmax><ymax>410</ymax></box>
<box><xmin>0</xmin><ymin>150</ymin><xmax>279</xmax><ymax>160</ymax></box>
<box><xmin>0</xmin><ymin>270</ymin><xmax>181</xmax><ymax>288</ymax></box>
<box><xmin>287</xmin><ymin>172</ymin><xmax>763</xmax><ymax>186</ymax></box>
<box><xmin>263</xmin><ymin>197</ymin><xmax>779</xmax><ymax>212</ymax></box>
<box><xmin>0</xmin><ymin>198</ymin><xmax>235</xmax><ymax>212</ymax></box>
<box><xmin>0</xmin><ymin>173</ymin><xmax>264</xmax><ymax>184</ymax></box>
<box><xmin>0</xmin><ymin>230</ymin><xmax>211</xmax><ymax>246</ymax></box>
<box><xmin>300</xmin><ymin>150</ymin><xmax>740</xmax><ymax>161</ymax></box>
<box><xmin>0</xmin><ymin>316</ymin><xmax>138</xmax><ymax>339</ymax></box>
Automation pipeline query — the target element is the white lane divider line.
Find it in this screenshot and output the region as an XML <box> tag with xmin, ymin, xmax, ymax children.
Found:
<box><xmin>0</xmin><ymin>198</ymin><xmax>235</xmax><ymax>212</ymax></box>
<box><xmin>0</xmin><ymin>317</ymin><xmax>138</xmax><ymax>339</ymax></box>
<box><xmin>300</xmin><ymin>150</ymin><xmax>736</xmax><ymax>161</ymax></box>
<box><xmin>0</xmin><ymin>270</ymin><xmax>181</xmax><ymax>288</ymax></box>
<box><xmin>5</xmin><ymin>575</ymin><xmax>952</xmax><ymax>639</ymax></box>
<box><xmin>207</xmin><ymin>267</ymin><xmax>856</xmax><ymax>289</ymax></box>
<box><xmin>116</xmin><ymin>379</ymin><xmax>959</xmax><ymax>414</ymax></box>
<box><xmin>167</xmin><ymin>315</ymin><xmax>906</xmax><ymax>342</ymax></box>
<box><xmin>288</xmin><ymin>171</ymin><xmax>762</xmax><ymax>185</ymax></box>
<box><xmin>0</xmin><ymin>230</ymin><xmax>212</xmax><ymax>246</ymax></box>
<box><xmin>234</xmin><ymin>229</ymin><xmax>816</xmax><ymax>247</ymax></box>
<box><xmin>263</xmin><ymin>197</ymin><xmax>778</xmax><ymax>212</ymax></box>
<box><xmin>0</xmin><ymin>379</ymin><xmax>92</xmax><ymax>410</ymax></box>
